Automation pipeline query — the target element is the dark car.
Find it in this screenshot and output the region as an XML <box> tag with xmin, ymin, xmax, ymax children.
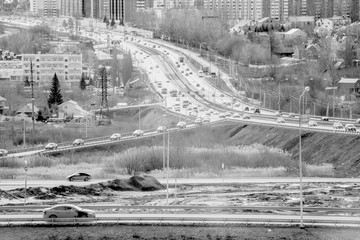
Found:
<box><xmin>43</xmin><ymin>204</ymin><xmax>96</xmax><ymax>219</ymax></box>
<box><xmin>254</xmin><ymin>108</ymin><xmax>261</xmax><ymax>114</ymax></box>
<box><xmin>66</xmin><ymin>172</ymin><xmax>91</xmax><ymax>181</ymax></box>
<box><xmin>244</xmin><ymin>107</ymin><xmax>249</xmax><ymax>111</ymax></box>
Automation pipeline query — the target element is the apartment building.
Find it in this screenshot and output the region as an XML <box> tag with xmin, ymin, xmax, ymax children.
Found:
<box><xmin>37</xmin><ymin>0</ymin><xmax>59</xmax><ymax>17</ymax></box>
<box><xmin>22</xmin><ymin>54</ymin><xmax>82</xmax><ymax>83</ymax></box>
<box><xmin>59</xmin><ymin>0</ymin><xmax>82</xmax><ymax>17</ymax></box>
<box><xmin>29</xmin><ymin>0</ymin><xmax>39</xmax><ymax>14</ymax></box>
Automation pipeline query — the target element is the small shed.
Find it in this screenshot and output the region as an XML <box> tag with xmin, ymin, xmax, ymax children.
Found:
<box><xmin>338</xmin><ymin>78</ymin><xmax>360</xmax><ymax>95</ymax></box>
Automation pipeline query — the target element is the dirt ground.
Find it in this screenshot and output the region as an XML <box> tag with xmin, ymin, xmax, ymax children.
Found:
<box><xmin>1</xmin><ymin>225</ymin><xmax>360</xmax><ymax>240</ymax></box>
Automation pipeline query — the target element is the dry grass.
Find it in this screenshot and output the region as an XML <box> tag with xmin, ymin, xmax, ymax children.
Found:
<box><xmin>0</xmin><ymin>144</ymin><xmax>334</xmax><ymax>180</ymax></box>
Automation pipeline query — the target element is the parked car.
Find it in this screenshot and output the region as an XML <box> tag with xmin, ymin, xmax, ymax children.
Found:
<box><xmin>72</xmin><ymin>139</ymin><xmax>85</xmax><ymax>146</ymax></box>
<box><xmin>157</xmin><ymin>126</ymin><xmax>167</xmax><ymax>133</ymax></box>
<box><xmin>133</xmin><ymin>129</ymin><xmax>144</xmax><ymax>137</ymax></box>
<box><xmin>45</xmin><ymin>143</ymin><xmax>58</xmax><ymax>150</ymax></box>
<box><xmin>0</xmin><ymin>149</ymin><xmax>8</xmax><ymax>157</ymax></box>
<box><xmin>67</xmin><ymin>172</ymin><xmax>91</xmax><ymax>181</ymax></box>
<box><xmin>333</xmin><ymin>122</ymin><xmax>344</xmax><ymax>130</ymax></box>
<box><xmin>345</xmin><ymin>124</ymin><xmax>357</xmax><ymax>132</ymax></box>
<box><xmin>242</xmin><ymin>114</ymin><xmax>251</xmax><ymax>119</ymax></box>
<box><xmin>43</xmin><ymin>204</ymin><xmax>96</xmax><ymax>219</ymax></box>
<box><xmin>308</xmin><ymin>121</ymin><xmax>318</xmax><ymax>127</ymax></box>
<box><xmin>176</xmin><ymin>121</ymin><xmax>187</xmax><ymax>129</ymax></box>
<box><xmin>110</xmin><ymin>133</ymin><xmax>121</xmax><ymax>140</ymax></box>
<box><xmin>277</xmin><ymin>117</ymin><xmax>286</xmax><ymax>124</ymax></box>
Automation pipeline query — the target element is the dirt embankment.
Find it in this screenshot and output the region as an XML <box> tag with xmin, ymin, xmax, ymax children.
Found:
<box><xmin>1</xmin><ymin>175</ymin><xmax>165</xmax><ymax>201</ymax></box>
<box><xmin>217</xmin><ymin>123</ymin><xmax>360</xmax><ymax>177</ymax></box>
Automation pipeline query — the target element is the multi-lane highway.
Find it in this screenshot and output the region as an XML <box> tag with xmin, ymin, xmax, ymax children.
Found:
<box><xmin>1</xmin><ymin>17</ymin><xmax>360</xmax><ymax>159</ymax></box>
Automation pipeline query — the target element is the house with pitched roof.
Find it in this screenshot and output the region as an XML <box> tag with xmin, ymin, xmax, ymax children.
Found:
<box><xmin>338</xmin><ymin>78</ymin><xmax>360</xmax><ymax>97</ymax></box>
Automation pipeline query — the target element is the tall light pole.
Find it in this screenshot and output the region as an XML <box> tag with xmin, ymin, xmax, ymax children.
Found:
<box><xmin>24</xmin><ymin>160</ymin><xmax>28</xmax><ymax>205</ymax></box>
<box><xmin>298</xmin><ymin>86</ymin><xmax>310</xmax><ymax>229</ymax></box>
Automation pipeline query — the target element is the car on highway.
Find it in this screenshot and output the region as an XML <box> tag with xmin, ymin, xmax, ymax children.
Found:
<box><xmin>333</xmin><ymin>122</ymin><xmax>344</xmax><ymax>130</ymax></box>
<box><xmin>202</xmin><ymin>117</ymin><xmax>210</xmax><ymax>123</ymax></box>
<box><xmin>233</xmin><ymin>113</ymin><xmax>241</xmax><ymax>118</ymax></box>
<box><xmin>0</xmin><ymin>149</ymin><xmax>8</xmax><ymax>157</ymax></box>
<box><xmin>308</xmin><ymin>121</ymin><xmax>318</xmax><ymax>127</ymax></box>
<box><xmin>219</xmin><ymin>113</ymin><xmax>226</xmax><ymax>118</ymax></box>
<box><xmin>110</xmin><ymin>133</ymin><xmax>121</xmax><ymax>140</ymax></box>
<box><xmin>277</xmin><ymin>117</ymin><xmax>286</xmax><ymax>124</ymax></box>
<box><xmin>194</xmin><ymin>118</ymin><xmax>203</xmax><ymax>125</ymax></box>
<box><xmin>67</xmin><ymin>172</ymin><xmax>91</xmax><ymax>181</ymax></box>
<box><xmin>321</xmin><ymin>116</ymin><xmax>330</xmax><ymax>121</ymax></box>
<box><xmin>72</xmin><ymin>139</ymin><xmax>85</xmax><ymax>146</ymax></box>
<box><xmin>133</xmin><ymin>129</ymin><xmax>144</xmax><ymax>137</ymax></box>
<box><xmin>254</xmin><ymin>108</ymin><xmax>261</xmax><ymax>114</ymax></box>
<box><xmin>45</xmin><ymin>143</ymin><xmax>58</xmax><ymax>150</ymax></box>
<box><xmin>242</xmin><ymin>114</ymin><xmax>251</xmax><ymax>119</ymax></box>
<box><xmin>274</xmin><ymin>111</ymin><xmax>282</xmax><ymax>117</ymax></box>
<box><xmin>157</xmin><ymin>126</ymin><xmax>167</xmax><ymax>133</ymax></box>
<box><xmin>288</xmin><ymin>113</ymin><xmax>295</xmax><ymax>118</ymax></box>
<box><xmin>43</xmin><ymin>204</ymin><xmax>96</xmax><ymax>219</ymax></box>
<box><xmin>176</xmin><ymin>121</ymin><xmax>187</xmax><ymax>129</ymax></box>
<box><xmin>345</xmin><ymin>124</ymin><xmax>357</xmax><ymax>132</ymax></box>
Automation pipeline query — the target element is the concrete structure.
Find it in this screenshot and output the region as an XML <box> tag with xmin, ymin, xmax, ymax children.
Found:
<box><xmin>22</xmin><ymin>53</ymin><xmax>82</xmax><ymax>83</ymax></box>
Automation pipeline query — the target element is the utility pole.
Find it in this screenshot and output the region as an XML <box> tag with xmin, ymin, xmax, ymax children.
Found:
<box><xmin>30</xmin><ymin>60</ymin><xmax>35</xmax><ymax>132</ymax></box>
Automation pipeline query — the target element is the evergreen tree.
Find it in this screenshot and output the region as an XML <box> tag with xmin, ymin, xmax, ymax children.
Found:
<box><xmin>47</xmin><ymin>73</ymin><xmax>63</xmax><ymax>110</ymax></box>
<box><xmin>111</xmin><ymin>18</ymin><xmax>115</xmax><ymax>27</ymax></box>
<box><xmin>80</xmin><ymin>73</ymin><xmax>86</xmax><ymax>90</ymax></box>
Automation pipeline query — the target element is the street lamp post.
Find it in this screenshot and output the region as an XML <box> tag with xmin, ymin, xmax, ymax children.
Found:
<box><xmin>24</xmin><ymin>160</ymin><xmax>28</xmax><ymax>205</ymax></box>
<box><xmin>298</xmin><ymin>86</ymin><xmax>310</xmax><ymax>229</ymax></box>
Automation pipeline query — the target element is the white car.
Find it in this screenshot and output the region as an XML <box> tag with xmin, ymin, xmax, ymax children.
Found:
<box><xmin>194</xmin><ymin>118</ymin><xmax>203</xmax><ymax>125</ymax></box>
<box><xmin>157</xmin><ymin>126</ymin><xmax>167</xmax><ymax>133</ymax></box>
<box><xmin>110</xmin><ymin>133</ymin><xmax>121</xmax><ymax>140</ymax></box>
<box><xmin>72</xmin><ymin>139</ymin><xmax>85</xmax><ymax>146</ymax></box>
<box><xmin>133</xmin><ymin>129</ymin><xmax>144</xmax><ymax>137</ymax></box>
<box><xmin>333</xmin><ymin>122</ymin><xmax>344</xmax><ymax>130</ymax></box>
<box><xmin>308</xmin><ymin>121</ymin><xmax>318</xmax><ymax>127</ymax></box>
<box><xmin>242</xmin><ymin>114</ymin><xmax>251</xmax><ymax>119</ymax></box>
<box><xmin>233</xmin><ymin>113</ymin><xmax>241</xmax><ymax>118</ymax></box>
<box><xmin>202</xmin><ymin>117</ymin><xmax>210</xmax><ymax>123</ymax></box>
<box><xmin>176</xmin><ymin>121</ymin><xmax>187</xmax><ymax>129</ymax></box>
<box><xmin>0</xmin><ymin>149</ymin><xmax>8</xmax><ymax>157</ymax></box>
<box><xmin>277</xmin><ymin>117</ymin><xmax>286</xmax><ymax>124</ymax></box>
<box><xmin>45</xmin><ymin>143</ymin><xmax>58</xmax><ymax>150</ymax></box>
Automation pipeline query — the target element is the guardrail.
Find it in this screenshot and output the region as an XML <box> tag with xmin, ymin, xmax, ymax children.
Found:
<box><xmin>1</xmin><ymin>215</ymin><xmax>360</xmax><ymax>227</ymax></box>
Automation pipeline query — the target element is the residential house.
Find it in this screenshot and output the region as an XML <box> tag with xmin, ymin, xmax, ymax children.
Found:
<box><xmin>292</xmin><ymin>45</ymin><xmax>306</xmax><ymax>59</ymax></box>
<box><xmin>274</xmin><ymin>29</ymin><xmax>308</xmax><ymax>55</ymax></box>
<box><xmin>257</xmin><ymin>17</ymin><xmax>279</xmax><ymax>30</ymax></box>
<box><xmin>338</xmin><ymin>78</ymin><xmax>360</xmax><ymax>97</ymax></box>
<box><xmin>330</xmin><ymin>15</ymin><xmax>351</xmax><ymax>27</ymax></box>
<box><xmin>229</xmin><ymin>20</ymin><xmax>254</xmax><ymax>35</ymax></box>
<box><xmin>58</xmin><ymin>100</ymin><xmax>93</xmax><ymax>120</ymax></box>
<box><xmin>0</xmin><ymin>96</ymin><xmax>8</xmax><ymax>115</ymax></box>
<box><xmin>17</xmin><ymin>103</ymin><xmax>39</xmax><ymax>117</ymax></box>
<box><xmin>306</xmin><ymin>44</ymin><xmax>321</xmax><ymax>60</ymax></box>
<box><xmin>286</xmin><ymin>16</ymin><xmax>315</xmax><ymax>29</ymax></box>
